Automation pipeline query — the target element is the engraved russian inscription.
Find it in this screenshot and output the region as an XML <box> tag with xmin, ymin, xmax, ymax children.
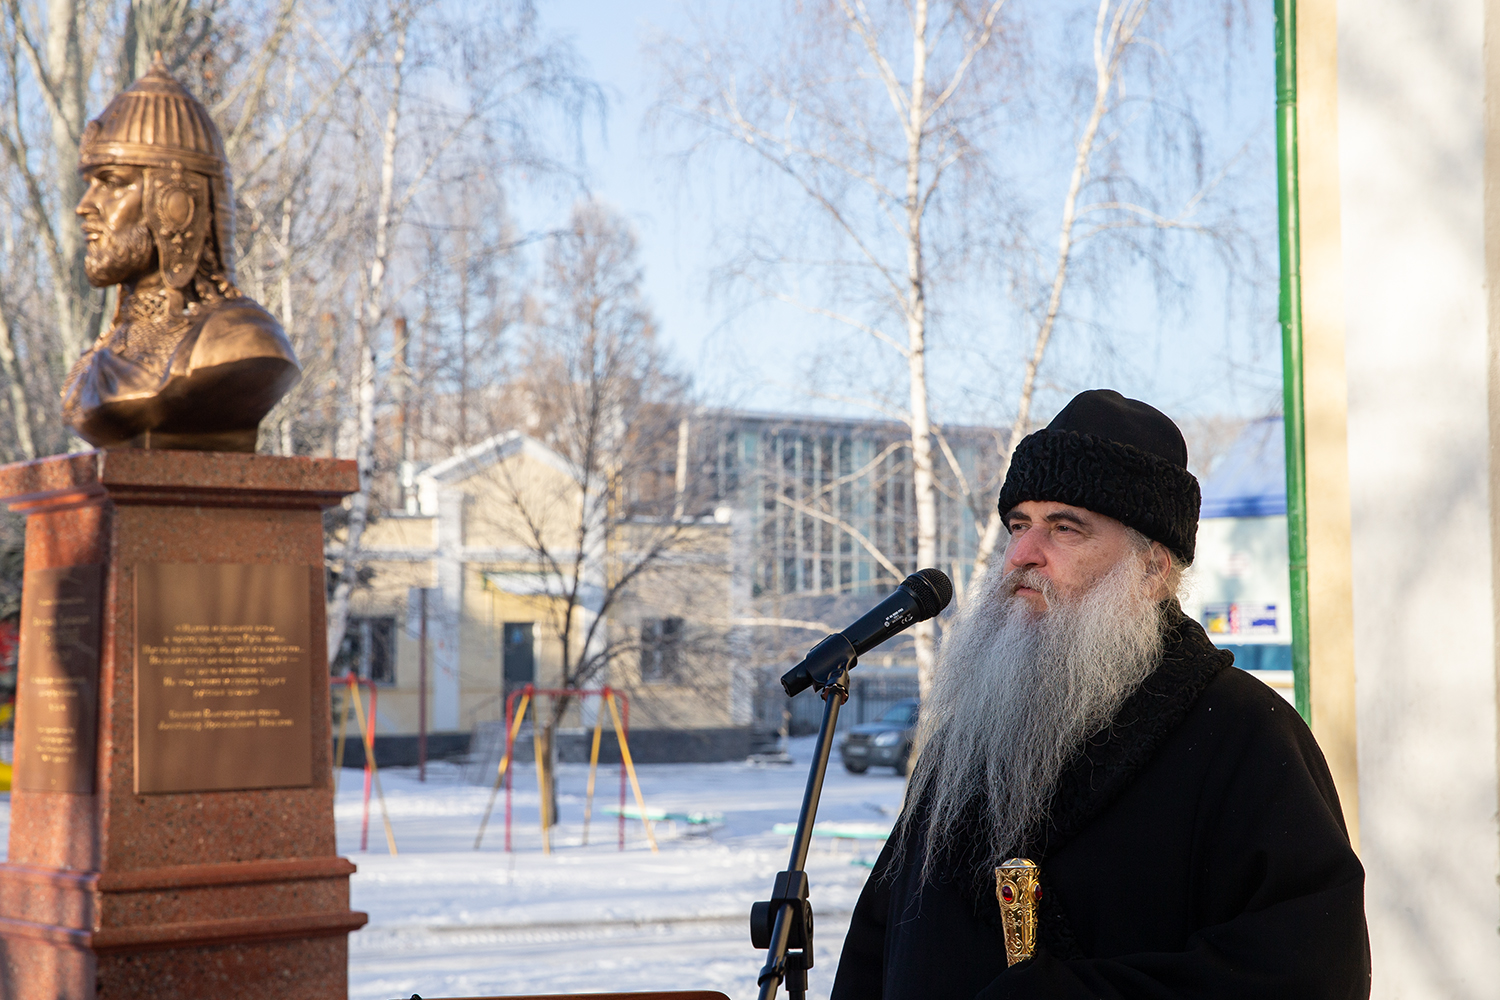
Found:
<box><xmin>14</xmin><ymin>566</ymin><xmax>103</xmax><ymax>793</ymax></box>
<box><xmin>135</xmin><ymin>564</ymin><xmax>313</xmax><ymax>793</ymax></box>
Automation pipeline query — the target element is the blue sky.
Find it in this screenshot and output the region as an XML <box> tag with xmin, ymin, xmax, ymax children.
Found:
<box><xmin>517</xmin><ymin>1</ymin><xmax>1283</xmax><ymax>428</ymax></box>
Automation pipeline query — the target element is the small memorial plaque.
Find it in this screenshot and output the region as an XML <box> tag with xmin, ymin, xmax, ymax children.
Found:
<box><xmin>14</xmin><ymin>566</ymin><xmax>103</xmax><ymax>793</ymax></box>
<box><xmin>135</xmin><ymin>564</ymin><xmax>314</xmax><ymax>794</ymax></box>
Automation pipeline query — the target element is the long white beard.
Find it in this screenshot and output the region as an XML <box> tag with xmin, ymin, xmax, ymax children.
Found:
<box><xmin>902</xmin><ymin>548</ymin><xmax>1167</xmax><ymax>886</ymax></box>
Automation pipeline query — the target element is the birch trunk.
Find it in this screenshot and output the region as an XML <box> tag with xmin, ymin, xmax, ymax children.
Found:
<box><xmin>675</xmin><ymin>0</ymin><xmax>1004</xmax><ymax>693</ymax></box>
<box><xmin>905</xmin><ymin>0</ymin><xmax>940</xmax><ymax>697</ymax></box>
<box><xmin>968</xmin><ymin>0</ymin><xmax>1136</xmax><ymax>585</ymax></box>
<box><xmin>327</xmin><ymin>18</ymin><xmax>407</xmax><ymax>663</ymax></box>
<box><xmin>0</xmin><ymin>295</ymin><xmax>35</xmax><ymax>459</ymax></box>
<box><xmin>45</xmin><ymin>0</ymin><xmax>98</xmax><ymax>366</ymax></box>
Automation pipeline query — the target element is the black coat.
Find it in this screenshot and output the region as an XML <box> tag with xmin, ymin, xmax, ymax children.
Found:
<box><xmin>830</xmin><ymin>609</ymin><xmax>1370</xmax><ymax>1000</ymax></box>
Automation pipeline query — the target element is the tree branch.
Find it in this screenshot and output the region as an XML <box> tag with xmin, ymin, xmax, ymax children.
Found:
<box><xmin>773</xmin><ymin>492</ymin><xmax>905</xmax><ymax>582</ymax></box>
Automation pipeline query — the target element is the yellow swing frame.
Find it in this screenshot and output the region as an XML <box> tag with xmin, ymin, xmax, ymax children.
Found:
<box><xmin>474</xmin><ymin>685</ymin><xmax>657</xmax><ymax>854</ymax></box>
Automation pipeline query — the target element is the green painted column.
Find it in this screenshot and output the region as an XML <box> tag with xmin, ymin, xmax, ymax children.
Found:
<box><xmin>1275</xmin><ymin>0</ymin><xmax>1311</xmax><ymax>723</ymax></box>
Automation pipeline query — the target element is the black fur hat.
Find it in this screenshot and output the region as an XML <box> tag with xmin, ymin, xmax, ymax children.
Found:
<box><xmin>996</xmin><ymin>389</ymin><xmax>1201</xmax><ymax>564</ymax></box>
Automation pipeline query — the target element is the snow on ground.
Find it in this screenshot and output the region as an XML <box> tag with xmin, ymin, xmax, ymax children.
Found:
<box><xmin>0</xmin><ymin>737</ymin><xmax>907</xmax><ymax>1000</ymax></box>
<box><xmin>340</xmin><ymin>736</ymin><xmax>905</xmax><ymax>1000</ymax></box>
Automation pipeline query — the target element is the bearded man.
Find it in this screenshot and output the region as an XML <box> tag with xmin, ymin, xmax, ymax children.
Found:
<box><xmin>61</xmin><ymin>55</ymin><xmax>298</xmax><ymax>452</ymax></box>
<box><xmin>831</xmin><ymin>390</ymin><xmax>1369</xmax><ymax>1000</ymax></box>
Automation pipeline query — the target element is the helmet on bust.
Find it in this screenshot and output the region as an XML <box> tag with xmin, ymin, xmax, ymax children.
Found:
<box><xmin>78</xmin><ymin>53</ymin><xmax>236</xmax><ymax>288</ymax></box>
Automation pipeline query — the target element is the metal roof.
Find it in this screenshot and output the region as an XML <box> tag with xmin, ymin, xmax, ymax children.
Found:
<box><xmin>1199</xmin><ymin>417</ymin><xmax>1287</xmax><ymax>518</ymax></box>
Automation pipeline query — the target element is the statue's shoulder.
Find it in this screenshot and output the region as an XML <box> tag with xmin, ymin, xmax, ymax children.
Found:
<box><xmin>188</xmin><ymin>295</ymin><xmax>298</xmax><ymax>370</ymax></box>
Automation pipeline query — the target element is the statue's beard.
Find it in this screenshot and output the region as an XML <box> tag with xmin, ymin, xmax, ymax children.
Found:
<box><xmin>84</xmin><ymin>219</ymin><xmax>155</xmax><ymax>288</ymax></box>
<box><xmin>902</xmin><ymin>547</ymin><xmax>1168</xmax><ymax>886</ymax></box>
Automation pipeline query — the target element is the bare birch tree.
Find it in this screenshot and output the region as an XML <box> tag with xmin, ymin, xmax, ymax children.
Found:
<box><xmin>324</xmin><ymin>4</ymin><xmax>413</xmax><ymax>663</ymax></box>
<box><xmin>960</xmin><ymin>0</ymin><xmax>1244</xmax><ymax>583</ymax></box>
<box><xmin>0</xmin><ymin>292</ymin><xmax>36</xmax><ymax>460</ymax></box>
<box><xmin>115</xmin><ymin>0</ymin><xmax>221</xmax><ymax>84</ymax></box>
<box><xmin>454</xmin><ymin>201</ymin><xmax>713</xmax><ymax>822</ymax></box>
<box><xmin>0</xmin><ymin>0</ymin><xmax>109</xmax><ymax>372</ymax></box>
<box><xmin>324</xmin><ymin>0</ymin><xmax>602</xmax><ymax>661</ymax></box>
<box><xmin>659</xmin><ymin>1</ymin><xmax>1252</xmax><ymax>696</ymax></box>
<box><xmin>495</xmin><ymin>200</ymin><xmax>697</xmax><ymax>708</ymax></box>
<box><xmin>656</xmin><ymin>0</ymin><xmax>1013</xmax><ymax>691</ymax></box>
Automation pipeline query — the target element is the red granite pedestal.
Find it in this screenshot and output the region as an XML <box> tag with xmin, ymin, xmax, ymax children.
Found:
<box><xmin>0</xmin><ymin>450</ymin><xmax>366</xmax><ymax>1000</ymax></box>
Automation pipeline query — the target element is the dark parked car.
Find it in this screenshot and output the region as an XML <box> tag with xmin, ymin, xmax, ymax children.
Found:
<box><xmin>839</xmin><ymin>698</ymin><xmax>918</xmax><ymax>775</ymax></box>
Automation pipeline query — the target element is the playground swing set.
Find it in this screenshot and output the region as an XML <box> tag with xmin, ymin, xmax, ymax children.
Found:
<box><xmin>332</xmin><ymin>673</ymin><xmax>399</xmax><ymax>855</ymax></box>
<box><xmin>330</xmin><ymin>676</ymin><xmax>659</xmax><ymax>857</ymax></box>
<box><xmin>473</xmin><ymin>685</ymin><xmax>658</xmax><ymax>854</ymax></box>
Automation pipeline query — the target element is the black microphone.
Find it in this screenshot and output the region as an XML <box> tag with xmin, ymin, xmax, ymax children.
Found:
<box><xmin>780</xmin><ymin>568</ymin><xmax>953</xmax><ymax>696</ymax></box>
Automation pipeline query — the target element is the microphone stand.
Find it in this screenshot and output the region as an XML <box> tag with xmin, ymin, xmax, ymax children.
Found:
<box><xmin>750</xmin><ymin>661</ymin><xmax>852</xmax><ymax>1000</ymax></box>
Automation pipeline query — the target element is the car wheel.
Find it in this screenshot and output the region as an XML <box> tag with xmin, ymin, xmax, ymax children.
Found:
<box><xmin>844</xmin><ymin>761</ymin><xmax>868</xmax><ymax>774</ymax></box>
<box><xmin>894</xmin><ymin>747</ymin><xmax>911</xmax><ymax>777</ymax></box>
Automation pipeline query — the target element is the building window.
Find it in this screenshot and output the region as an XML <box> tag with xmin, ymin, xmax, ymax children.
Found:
<box><xmin>503</xmin><ymin>622</ymin><xmax>535</xmax><ymax>690</ymax></box>
<box><xmin>640</xmin><ymin>617</ymin><xmax>683</xmax><ymax>683</ymax></box>
<box><xmin>334</xmin><ymin>616</ymin><xmax>396</xmax><ymax>684</ymax></box>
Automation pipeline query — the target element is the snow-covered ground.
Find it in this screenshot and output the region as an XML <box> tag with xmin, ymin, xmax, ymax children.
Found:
<box><xmin>0</xmin><ymin>736</ymin><xmax>906</xmax><ymax>1000</ymax></box>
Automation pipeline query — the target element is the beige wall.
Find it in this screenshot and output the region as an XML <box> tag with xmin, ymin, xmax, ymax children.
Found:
<box><xmin>342</xmin><ymin>436</ymin><xmax>740</xmax><ymax>739</ymax></box>
<box><xmin>1335</xmin><ymin>0</ymin><xmax>1500</xmax><ymax>995</ymax></box>
<box><xmin>459</xmin><ymin>460</ymin><xmax>586</xmax><ymax>554</ymax></box>
<box><xmin>610</xmin><ymin>521</ymin><xmax>737</xmax><ymax>730</ymax></box>
<box><xmin>1299</xmin><ymin>0</ymin><xmax>1361</xmax><ymax>847</ymax></box>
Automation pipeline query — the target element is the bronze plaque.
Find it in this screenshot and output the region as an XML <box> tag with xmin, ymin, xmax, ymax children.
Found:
<box><xmin>134</xmin><ymin>564</ymin><xmax>313</xmax><ymax>794</ymax></box>
<box><xmin>13</xmin><ymin>566</ymin><xmax>103</xmax><ymax>793</ymax></box>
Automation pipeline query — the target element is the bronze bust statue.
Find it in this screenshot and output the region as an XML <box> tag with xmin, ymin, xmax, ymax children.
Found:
<box><xmin>61</xmin><ymin>55</ymin><xmax>299</xmax><ymax>452</ymax></box>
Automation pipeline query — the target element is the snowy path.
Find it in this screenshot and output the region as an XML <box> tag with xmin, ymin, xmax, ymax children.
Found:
<box><xmin>0</xmin><ymin>737</ymin><xmax>907</xmax><ymax>1000</ymax></box>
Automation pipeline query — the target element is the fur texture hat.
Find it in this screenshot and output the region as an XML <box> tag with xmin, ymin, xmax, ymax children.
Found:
<box><xmin>996</xmin><ymin>389</ymin><xmax>1201</xmax><ymax>564</ymax></box>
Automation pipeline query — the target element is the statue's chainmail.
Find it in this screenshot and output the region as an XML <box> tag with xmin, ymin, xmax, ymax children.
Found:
<box><xmin>65</xmin><ymin>270</ymin><xmax>242</xmax><ymax>391</ymax></box>
<box><xmin>108</xmin><ymin>288</ymin><xmax>195</xmax><ymax>375</ymax></box>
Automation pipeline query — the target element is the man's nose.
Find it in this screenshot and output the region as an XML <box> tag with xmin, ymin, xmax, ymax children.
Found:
<box><xmin>1003</xmin><ymin>529</ymin><xmax>1045</xmax><ymax>572</ymax></box>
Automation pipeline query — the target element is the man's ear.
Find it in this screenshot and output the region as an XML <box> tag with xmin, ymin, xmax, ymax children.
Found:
<box><xmin>1145</xmin><ymin>541</ymin><xmax>1174</xmax><ymax>598</ymax></box>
